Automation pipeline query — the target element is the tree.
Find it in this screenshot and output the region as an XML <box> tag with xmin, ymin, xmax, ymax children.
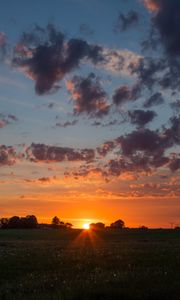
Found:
<box><xmin>8</xmin><ymin>216</ymin><xmax>20</xmax><ymax>228</ymax></box>
<box><xmin>65</xmin><ymin>222</ymin><xmax>73</xmax><ymax>229</ymax></box>
<box><xmin>23</xmin><ymin>215</ymin><xmax>38</xmax><ymax>228</ymax></box>
<box><xmin>110</xmin><ymin>219</ymin><xmax>125</xmax><ymax>229</ymax></box>
<box><xmin>90</xmin><ymin>222</ymin><xmax>105</xmax><ymax>230</ymax></box>
<box><xmin>139</xmin><ymin>225</ymin><xmax>148</xmax><ymax>231</ymax></box>
<box><xmin>51</xmin><ymin>216</ymin><xmax>60</xmax><ymax>228</ymax></box>
<box><xmin>0</xmin><ymin>218</ymin><xmax>9</xmax><ymax>229</ymax></box>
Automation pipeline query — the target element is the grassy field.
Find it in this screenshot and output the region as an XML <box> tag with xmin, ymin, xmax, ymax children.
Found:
<box><xmin>0</xmin><ymin>229</ymin><xmax>180</xmax><ymax>300</ymax></box>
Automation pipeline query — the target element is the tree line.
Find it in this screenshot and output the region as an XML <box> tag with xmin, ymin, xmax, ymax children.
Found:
<box><xmin>0</xmin><ymin>215</ymin><xmax>127</xmax><ymax>230</ymax></box>
<box><xmin>0</xmin><ymin>215</ymin><xmax>38</xmax><ymax>229</ymax></box>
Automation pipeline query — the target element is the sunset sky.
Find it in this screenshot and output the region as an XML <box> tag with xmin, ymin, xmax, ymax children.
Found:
<box><xmin>0</xmin><ymin>0</ymin><xmax>180</xmax><ymax>228</ymax></box>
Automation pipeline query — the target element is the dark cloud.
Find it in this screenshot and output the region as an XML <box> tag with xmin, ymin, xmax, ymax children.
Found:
<box><xmin>169</xmin><ymin>157</ymin><xmax>180</xmax><ymax>171</ymax></box>
<box><xmin>97</xmin><ymin>116</ymin><xmax>180</xmax><ymax>176</ymax></box>
<box><xmin>7</xmin><ymin>114</ymin><xmax>19</xmax><ymax>122</ymax></box>
<box><xmin>170</xmin><ymin>100</ymin><xmax>180</xmax><ymax>113</ymax></box>
<box><xmin>128</xmin><ymin>109</ymin><xmax>157</xmax><ymax>126</ymax></box>
<box><xmin>92</xmin><ymin>118</ymin><xmax>126</xmax><ymax>127</ymax></box>
<box><xmin>47</xmin><ymin>103</ymin><xmax>55</xmax><ymax>109</ymax></box>
<box><xmin>164</xmin><ymin>115</ymin><xmax>180</xmax><ymax>145</ymax></box>
<box><xmin>112</xmin><ymin>83</ymin><xmax>141</xmax><ymax>106</ymax></box>
<box><xmin>112</xmin><ymin>85</ymin><xmax>131</xmax><ymax>106</ymax></box>
<box><xmin>114</xmin><ymin>10</ymin><xmax>139</xmax><ymax>32</ymax></box>
<box><xmin>144</xmin><ymin>0</ymin><xmax>180</xmax><ymax>56</ymax></box>
<box><xmin>144</xmin><ymin>92</ymin><xmax>164</xmax><ymax>108</ymax></box>
<box><xmin>13</xmin><ymin>24</ymin><xmax>104</xmax><ymax>95</ymax></box>
<box><xmin>67</xmin><ymin>73</ymin><xmax>110</xmax><ymax>117</ymax></box>
<box><xmin>0</xmin><ymin>32</ymin><xmax>6</xmax><ymax>60</ymax></box>
<box><xmin>117</xmin><ymin>129</ymin><xmax>165</xmax><ymax>156</ymax></box>
<box><xmin>131</xmin><ymin>57</ymin><xmax>165</xmax><ymax>90</ymax></box>
<box><xmin>91</xmin><ymin>121</ymin><xmax>102</xmax><ymax>127</ymax></box>
<box><xmin>154</xmin><ymin>0</ymin><xmax>180</xmax><ymax>56</ymax></box>
<box><xmin>97</xmin><ymin>141</ymin><xmax>115</xmax><ymax>157</ymax></box>
<box><xmin>26</xmin><ymin>143</ymin><xmax>95</xmax><ymax>163</ymax></box>
<box><xmin>0</xmin><ymin>145</ymin><xmax>18</xmax><ymax>166</ymax></box>
<box><xmin>38</xmin><ymin>177</ymin><xmax>51</xmax><ymax>182</ymax></box>
<box><xmin>55</xmin><ymin>120</ymin><xmax>78</xmax><ymax>128</ymax></box>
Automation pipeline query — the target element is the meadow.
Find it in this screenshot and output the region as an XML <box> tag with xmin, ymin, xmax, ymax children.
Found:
<box><xmin>0</xmin><ymin>229</ymin><xmax>180</xmax><ymax>300</ymax></box>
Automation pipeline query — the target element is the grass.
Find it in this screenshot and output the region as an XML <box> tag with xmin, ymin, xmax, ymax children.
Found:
<box><xmin>0</xmin><ymin>229</ymin><xmax>180</xmax><ymax>299</ymax></box>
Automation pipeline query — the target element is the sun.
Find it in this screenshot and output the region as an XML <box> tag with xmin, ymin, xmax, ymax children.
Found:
<box><xmin>83</xmin><ymin>223</ymin><xmax>90</xmax><ymax>230</ymax></box>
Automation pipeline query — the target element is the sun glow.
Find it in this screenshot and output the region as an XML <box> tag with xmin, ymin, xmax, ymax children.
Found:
<box><xmin>83</xmin><ymin>223</ymin><xmax>90</xmax><ymax>230</ymax></box>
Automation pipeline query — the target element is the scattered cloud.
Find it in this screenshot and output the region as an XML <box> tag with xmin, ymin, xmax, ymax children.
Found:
<box><xmin>13</xmin><ymin>24</ymin><xmax>104</xmax><ymax>95</ymax></box>
<box><xmin>0</xmin><ymin>145</ymin><xmax>18</xmax><ymax>166</ymax></box>
<box><xmin>26</xmin><ymin>143</ymin><xmax>95</xmax><ymax>163</ymax></box>
<box><xmin>113</xmin><ymin>10</ymin><xmax>139</xmax><ymax>32</ymax></box>
<box><xmin>143</xmin><ymin>92</ymin><xmax>164</xmax><ymax>108</ymax></box>
<box><xmin>55</xmin><ymin>120</ymin><xmax>78</xmax><ymax>128</ymax></box>
<box><xmin>67</xmin><ymin>73</ymin><xmax>110</xmax><ymax>117</ymax></box>
<box><xmin>128</xmin><ymin>109</ymin><xmax>157</xmax><ymax>126</ymax></box>
<box><xmin>0</xmin><ymin>32</ymin><xmax>6</xmax><ymax>60</ymax></box>
<box><xmin>143</xmin><ymin>0</ymin><xmax>180</xmax><ymax>56</ymax></box>
<box><xmin>0</xmin><ymin>113</ymin><xmax>18</xmax><ymax>128</ymax></box>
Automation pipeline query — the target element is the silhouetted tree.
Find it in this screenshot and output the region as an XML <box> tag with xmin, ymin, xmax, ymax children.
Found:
<box><xmin>23</xmin><ymin>215</ymin><xmax>38</xmax><ymax>228</ymax></box>
<box><xmin>139</xmin><ymin>225</ymin><xmax>148</xmax><ymax>231</ymax></box>
<box><xmin>51</xmin><ymin>217</ymin><xmax>73</xmax><ymax>229</ymax></box>
<box><xmin>90</xmin><ymin>222</ymin><xmax>105</xmax><ymax>230</ymax></box>
<box><xmin>110</xmin><ymin>219</ymin><xmax>125</xmax><ymax>229</ymax></box>
<box><xmin>8</xmin><ymin>216</ymin><xmax>20</xmax><ymax>228</ymax></box>
<box><xmin>0</xmin><ymin>218</ymin><xmax>9</xmax><ymax>229</ymax></box>
<box><xmin>51</xmin><ymin>216</ymin><xmax>60</xmax><ymax>228</ymax></box>
<box><xmin>174</xmin><ymin>226</ymin><xmax>180</xmax><ymax>231</ymax></box>
<box><xmin>0</xmin><ymin>215</ymin><xmax>38</xmax><ymax>229</ymax></box>
<box><xmin>65</xmin><ymin>222</ymin><xmax>73</xmax><ymax>229</ymax></box>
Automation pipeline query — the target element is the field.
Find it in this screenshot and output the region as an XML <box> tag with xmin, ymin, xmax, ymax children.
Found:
<box><xmin>0</xmin><ymin>229</ymin><xmax>180</xmax><ymax>300</ymax></box>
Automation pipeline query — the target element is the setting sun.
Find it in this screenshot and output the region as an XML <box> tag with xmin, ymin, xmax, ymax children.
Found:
<box><xmin>83</xmin><ymin>223</ymin><xmax>90</xmax><ymax>230</ymax></box>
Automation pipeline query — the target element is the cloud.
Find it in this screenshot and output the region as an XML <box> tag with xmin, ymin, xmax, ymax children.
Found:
<box><xmin>0</xmin><ymin>145</ymin><xmax>18</xmax><ymax>166</ymax></box>
<box><xmin>67</xmin><ymin>73</ymin><xmax>110</xmax><ymax>117</ymax></box>
<box><xmin>55</xmin><ymin>120</ymin><xmax>78</xmax><ymax>128</ymax></box>
<box><xmin>164</xmin><ymin>115</ymin><xmax>180</xmax><ymax>145</ymax></box>
<box><xmin>96</xmin><ymin>115</ymin><xmax>180</xmax><ymax>176</ymax></box>
<box><xmin>143</xmin><ymin>92</ymin><xmax>164</xmax><ymax>108</ymax></box>
<box><xmin>92</xmin><ymin>119</ymin><xmax>125</xmax><ymax>127</ymax></box>
<box><xmin>112</xmin><ymin>84</ymin><xmax>140</xmax><ymax>106</ymax></box>
<box><xmin>128</xmin><ymin>109</ymin><xmax>157</xmax><ymax>126</ymax></box>
<box><xmin>113</xmin><ymin>10</ymin><xmax>139</xmax><ymax>32</ymax></box>
<box><xmin>169</xmin><ymin>156</ymin><xmax>180</xmax><ymax>171</ymax></box>
<box><xmin>8</xmin><ymin>114</ymin><xmax>18</xmax><ymax>121</ymax></box>
<box><xmin>0</xmin><ymin>32</ymin><xmax>6</xmax><ymax>60</ymax></box>
<box><xmin>13</xmin><ymin>24</ymin><xmax>104</xmax><ymax>95</ymax></box>
<box><xmin>26</xmin><ymin>143</ymin><xmax>95</xmax><ymax>163</ymax></box>
<box><xmin>117</xmin><ymin>129</ymin><xmax>165</xmax><ymax>160</ymax></box>
<box><xmin>143</xmin><ymin>0</ymin><xmax>180</xmax><ymax>56</ymax></box>
<box><xmin>131</xmin><ymin>57</ymin><xmax>165</xmax><ymax>90</ymax></box>
<box><xmin>99</xmin><ymin>48</ymin><xmax>142</xmax><ymax>76</ymax></box>
<box><xmin>170</xmin><ymin>100</ymin><xmax>180</xmax><ymax>113</ymax></box>
<box><xmin>97</xmin><ymin>141</ymin><xmax>115</xmax><ymax>157</ymax></box>
<box><xmin>0</xmin><ymin>119</ymin><xmax>9</xmax><ymax>128</ymax></box>
<box><xmin>113</xmin><ymin>86</ymin><xmax>130</xmax><ymax>106</ymax></box>
<box><xmin>143</xmin><ymin>0</ymin><xmax>160</xmax><ymax>12</ymax></box>
<box><xmin>0</xmin><ymin>113</ymin><xmax>18</xmax><ymax>128</ymax></box>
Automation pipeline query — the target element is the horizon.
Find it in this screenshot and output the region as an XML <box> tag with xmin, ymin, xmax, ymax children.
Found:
<box><xmin>1</xmin><ymin>214</ymin><xmax>179</xmax><ymax>229</ymax></box>
<box><xmin>0</xmin><ymin>0</ymin><xmax>180</xmax><ymax>229</ymax></box>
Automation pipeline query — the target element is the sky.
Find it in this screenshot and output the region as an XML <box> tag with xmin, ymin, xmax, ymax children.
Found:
<box><xmin>0</xmin><ymin>0</ymin><xmax>180</xmax><ymax>228</ymax></box>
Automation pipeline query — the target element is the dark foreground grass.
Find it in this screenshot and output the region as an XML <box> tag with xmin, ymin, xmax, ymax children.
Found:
<box><xmin>0</xmin><ymin>229</ymin><xmax>180</xmax><ymax>300</ymax></box>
